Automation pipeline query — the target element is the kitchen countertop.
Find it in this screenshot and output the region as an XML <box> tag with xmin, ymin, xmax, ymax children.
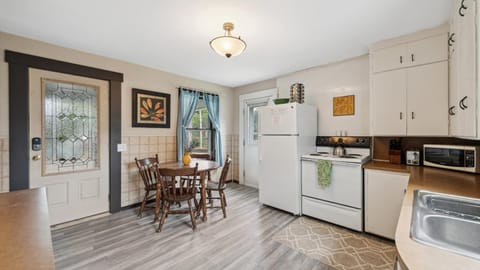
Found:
<box><xmin>0</xmin><ymin>187</ymin><xmax>55</xmax><ymax>270</ymax></box>
<box><xmin>364</xmin><ymin>161</ymin><xmax>480</xmax><ymax>270</ymax></box>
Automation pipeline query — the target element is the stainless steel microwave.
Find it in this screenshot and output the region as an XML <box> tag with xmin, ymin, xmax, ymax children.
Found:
<box><xmin>423</xmin><ymin>144</ymin><xmax>479</xmax><ymax>173</ymax></box>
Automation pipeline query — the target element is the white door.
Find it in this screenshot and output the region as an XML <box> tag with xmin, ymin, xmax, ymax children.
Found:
<box><xmin>371</xmin><ymin>69</ymin><xmax>407</xmax><ymax>135</ymax></box>
<box><xmin>371</xmin><ymin>43</ymin><xmax>407</xmax><ymax>73</ymax></box>
<box><xmin>239</xmin><ymin>88</ymin><xmax>277</xmax><ymax>187</ymax></box>
<box><xmin>29</xmin><ymin>68</ymin><xmax>109</xmax><ymax>225</ymax></box>
<box><xmin>243</xmin><ymin>101</ymin><xmax>268</xmax><ymax>188</ymax></box>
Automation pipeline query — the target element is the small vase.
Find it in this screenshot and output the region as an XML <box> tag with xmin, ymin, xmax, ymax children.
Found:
<box><xmin>183</xmin><ymin>151</ymin><xmax>191</xmax><ymax>166</ymax></box>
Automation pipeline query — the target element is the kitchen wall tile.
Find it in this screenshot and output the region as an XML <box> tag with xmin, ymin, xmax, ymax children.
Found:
<box><xmin>148</xmin><ymin>136</ymin><xmax>158</xmax><ymax>145</ymax></box>
<box><xmin>140</xmin><ymin>136</ymin><xmax>149</xmax><ymax>145</ymax></box>
<box><xmin>0</xmin><ymin>138</ymin><xmax>8</xmax><ymax>193</ymax></box>
<box><xmin>129</xmin><ymin>144</ymin><xmax>139</xmax><ymax>155</ymax></box>
<box><xmin>157</xmin><ymin>136</ymin><xmax>166</xmax><ymax>144</ymax></box>
<box><xmin>167</xmin><ymin>136</ymin><xmax>176</xmax><ymax>144</ymax></box>
<box><xmin>129</xmin><ymin>136</ymin><xmax>139</xmax><ymax>145</ymax></box>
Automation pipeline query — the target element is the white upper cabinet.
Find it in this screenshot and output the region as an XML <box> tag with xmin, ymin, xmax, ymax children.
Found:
<box><xmin>449</xmin><ymin>0</ymin><xmax>478</xmax><ymax>137</ymax></box>
<box><xmin>407</xmin><ymin>35</ymin><xmax>448</xmax><ymax>67</ymax></box>
<box><xmin>372</xmin><ymin>44</ymin><xmax>408</xmax><ymax>73</ymax></box>
<box><xmin>407</xmin><ymin>62</ymin><xmax>449</xmax><ymax>136</ymax></box>
<box><xmin>370</xmin><ymin>26</ymin><xmax>449</xmax><ymax>136</ymax></box>
<box><xmin>372</xmin><ymin>34</ymin><xmax>448</xmax><ymax>73</ymax></box>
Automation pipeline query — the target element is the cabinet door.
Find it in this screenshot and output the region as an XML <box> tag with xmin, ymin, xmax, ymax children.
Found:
<box><xmin>407</xmin><ymin>34</ymin><xmax>448</xmax><ymax>67</ymax></box>
<box><xmin>364</xmin><ymin>169</ymin><xmax>409</xmax><ymax>240</ymax></box>
<box><xmin>372</xmin><ymin>44</ymin><xmax>408</xmax><ymax>73</ymax></box>
<box><xmin>449</xmin><ymin>6</ymin><xmax>460</xmax><ymax>136</ymax></box>
<box><xmin>455</xmin><ymin>0</ymin><xmax>477</xmax><ymax>137</ymax></box>
<box><xmin>407</xmin><ymin>61</ymin><xmax>449</xmax><ymax>136</ymax></box>
<box><xmin>371</xmin><ymin>69</ymin><xmax>407</xmax><ymax>135</ymax></box>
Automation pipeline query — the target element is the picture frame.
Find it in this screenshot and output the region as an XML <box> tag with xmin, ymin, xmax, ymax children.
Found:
<box><xmin>333</xmin><ymin>95</ymin><xmax>355</xmax><ymax>116</ymax></box>
<box><xmin>132</xmin><ymin>88</ymin><xmax>171</xmax><ymax>128</ymax></box>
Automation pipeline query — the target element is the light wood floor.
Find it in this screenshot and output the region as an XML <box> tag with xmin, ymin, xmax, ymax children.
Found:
<box><xmin>51</xmin><ymin>183</ymin><xmax>334</xmax><ymax>270</ymax></box>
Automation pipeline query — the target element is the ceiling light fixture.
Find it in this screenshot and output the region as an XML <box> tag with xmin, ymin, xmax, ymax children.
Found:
<box><xmin>210</xmin><ymin>22</ymin><xmax>246</xmax><ymax>58</ymax></box>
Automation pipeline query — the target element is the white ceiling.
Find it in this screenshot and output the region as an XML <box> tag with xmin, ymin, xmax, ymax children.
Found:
<box><xmin>0</xmin><ymin>0</ymin><xmax>452</xmax><ymax>87</ymax></box>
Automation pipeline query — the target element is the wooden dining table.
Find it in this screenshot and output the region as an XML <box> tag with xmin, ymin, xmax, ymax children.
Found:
<box><xmin>154</xmin><ymin>159</ymin><xmax>220</xmax><ymax>222</ymax></box>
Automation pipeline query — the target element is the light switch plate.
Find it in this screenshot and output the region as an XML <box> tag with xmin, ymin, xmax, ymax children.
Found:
<box><xmin>117</xmin><ymin>144</ymin><xmax>127</xmax><ymax>152</ymax></box>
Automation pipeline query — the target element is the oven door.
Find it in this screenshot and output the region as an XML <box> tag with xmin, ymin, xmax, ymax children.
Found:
<box><xmin>424</xmin><ymin>147</ymin><xmax>466</xmax><ymax>167</ymax></box>
<box><xmin>301</xmin><ymin>158</ymin><xmax>362</xmax><ymax>208</ymax></box>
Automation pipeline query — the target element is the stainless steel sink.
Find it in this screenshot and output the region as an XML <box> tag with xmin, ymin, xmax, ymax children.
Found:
<box><xmin>411</xmin><ymin>190</ymin><xmax>480</xmax><ymax>260</ymax></box>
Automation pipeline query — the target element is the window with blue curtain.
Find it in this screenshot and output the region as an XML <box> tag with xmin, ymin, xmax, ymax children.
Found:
<box><xmin>177</xmin><ymin>88</ymin><xmax>223</xmax><ymax>165</ymax></box>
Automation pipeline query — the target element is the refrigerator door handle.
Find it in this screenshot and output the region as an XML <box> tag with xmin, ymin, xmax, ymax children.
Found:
<box><xmin>258</xmin><ymin>135</ymin><xmax>263</xmax><ymax>162</ymax></box>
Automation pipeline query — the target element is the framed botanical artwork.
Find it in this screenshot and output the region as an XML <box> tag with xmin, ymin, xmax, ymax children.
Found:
<box><xmin>132</xmin><ymin>88</ymin><xmax>171</xmax><ymax>128</ymax></box>
<box><xmin>333</xmin><ymin>95</ymin><xmax>355</xmax><ymax>116</ymax></box>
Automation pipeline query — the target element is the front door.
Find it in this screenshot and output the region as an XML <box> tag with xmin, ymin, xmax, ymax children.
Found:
<box><xmin>29</xmin><ymin>68</ymin><xmax>109</xmax><ymax>225</ymax></box>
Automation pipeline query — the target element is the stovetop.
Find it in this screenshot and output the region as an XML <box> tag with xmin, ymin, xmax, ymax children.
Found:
<box><xmin>302</xmin><ymin>152</ymin><xmax>370</xmax><ymax>164</ymax></box>
<box><xmin>302</xmin><ymin>136</ymin><xmax>372</xmax><ymax>164</ymax></box>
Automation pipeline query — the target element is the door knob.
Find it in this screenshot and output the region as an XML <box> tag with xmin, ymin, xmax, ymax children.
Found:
<box><xmin>32</xmin><ymin>155</ymin><xmax>41</xmax><ymax>161</ymax></box>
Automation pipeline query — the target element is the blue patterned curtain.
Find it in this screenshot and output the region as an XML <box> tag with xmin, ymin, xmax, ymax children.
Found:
<box><xmin>204</xmin><ymin>93</ymin><xmax>223</xmax><ymax>165</ymax></box>
<box><xmin>177</xmin><ymin>88</ymin><xmax>200</xmax><ymax>161</ymax></box>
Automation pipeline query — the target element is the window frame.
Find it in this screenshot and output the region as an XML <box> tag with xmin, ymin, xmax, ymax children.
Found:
<box><xmin>185</xmin><ymin>96</ymin><xmax>215</xmax><ymax>158</ymax></box>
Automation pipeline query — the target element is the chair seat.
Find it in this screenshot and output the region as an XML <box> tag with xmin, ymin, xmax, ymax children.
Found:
<box><xmin>163</xmin><ymin>193</ymin><xmax>195</xmax><ymax>202</ymax></box>
<box><xmin>206</xmin><ymin>181</ymin><xmax>226</xmax><ymax>190</ymax></box>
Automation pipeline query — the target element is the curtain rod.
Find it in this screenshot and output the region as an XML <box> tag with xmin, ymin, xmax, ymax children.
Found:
<box><xmin>178</xmin><ymin>86</ymin><xmax>219</xmax><ymax>96</ymax></box>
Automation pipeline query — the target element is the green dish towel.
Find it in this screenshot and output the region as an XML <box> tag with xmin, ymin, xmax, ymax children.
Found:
<box><xmin>317</xmin><ymin>160</ymin><xmax>332</xmax><ymax>187</ymax></box>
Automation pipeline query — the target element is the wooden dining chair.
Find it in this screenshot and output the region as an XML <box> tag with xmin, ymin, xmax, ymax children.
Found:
<box><xmin>155</xmin><ymin>163</ymin><xmax>199</xmax><ymax>233</ymax></box>
<box><xmin>205</xmin><ymin>155</ymin><xmax>232</xmax><ymax>218</ymax></box>
<box><xmin>134</xmin><ymin>154</ymin><xmax>159</xmax><ymax>217</ymax></box>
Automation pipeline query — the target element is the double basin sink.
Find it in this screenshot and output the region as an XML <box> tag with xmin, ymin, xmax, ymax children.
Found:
<box><xmin>411</xmin><ymin>190</ymin><xmax>480</xmax><ymax>260</ymax></box>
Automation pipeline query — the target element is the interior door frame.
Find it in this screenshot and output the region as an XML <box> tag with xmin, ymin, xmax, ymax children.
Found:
<box><xmin>238</xmin><ymin>88</ymin><xmax>277</xmax><ymax>185</ymax></box>
<box><xmin>5</xmin><ymin>50</ymin><xmax>124</xmax><ymax>213</ymax></box>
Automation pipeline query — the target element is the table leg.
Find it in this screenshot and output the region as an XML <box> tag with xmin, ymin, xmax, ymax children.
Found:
<box><xmin>153</xmin><ymin>182</ymin><xmax>161</xmax><ymax>223</ymax></box>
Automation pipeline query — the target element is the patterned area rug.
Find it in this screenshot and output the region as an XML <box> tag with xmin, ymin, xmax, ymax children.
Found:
<box><xmin>272</xmin><ymin>217</ymin><xmax>397</xmax><ymax>270</ymax></box>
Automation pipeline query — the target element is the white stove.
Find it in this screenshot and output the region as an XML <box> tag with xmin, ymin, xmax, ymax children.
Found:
<box><xmin>301</xmin><ymin>136</ymin><xmax>371</xmax><ymax>232</ymax></box>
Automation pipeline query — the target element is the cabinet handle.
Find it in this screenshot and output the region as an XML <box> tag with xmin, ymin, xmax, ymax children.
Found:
<box><xmin>399</xmin><ymin>56</ymin><xmax>403</xmax><ymax>64</ymax></box>
<box><xmin>449</xmin><ymin>106</ymin><xmax>456</xmax><ymax>116</ymax></box>
<box><xmin>411</xmin><ymin>54</ymin><xmax>415</xmax><ymax>62</ymax></box>
<box><xmin>459</xmin><ymin>96</ymin><xmax>468</xmax><ymax>110</ymax></box>
<box><xmin>400</xmin><ymin>112</ymin><xmax>403</xmax><ymax>120</ymax></box>
<box><xmin>459</xmin><ymin>0</ymin><xmax>467</xmax><ymax>17</ymax></box>
<box><xmin>448</xmin><ymin>33</ymin><xmax>456</xmax><ymax>46</ymax></box>
<box><xmin>411</xmin><ymin>112</ymin><xmax>415</xmax><ymax>120</ymax></box>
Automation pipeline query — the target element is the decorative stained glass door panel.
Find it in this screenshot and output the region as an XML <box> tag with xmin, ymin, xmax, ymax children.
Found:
<box><xmin>43</xmin><ymin>79</ymin><xmax>99</xmax><ymax>175</ymax></box>
<box><xmin>29</xmin><ymin>69</ymin><xmax>109</xmax><ymax>225</ymax></box>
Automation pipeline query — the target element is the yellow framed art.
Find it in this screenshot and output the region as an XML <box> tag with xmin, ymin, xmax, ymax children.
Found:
<box><xmin>333</xmin><ymin>95</ymin><xmax>355</xmax><ymax>116</ymax></box>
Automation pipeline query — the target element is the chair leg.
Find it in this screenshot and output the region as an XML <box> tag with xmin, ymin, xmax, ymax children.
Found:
<box><xmin>220</xmin><ymin>191</ymin><xmax>227</xmax><ymax>218</ymax></box>
<box><xmin>208</xmin><ymin>190</ymin><xmax>213</xmax><ymax>206</ymax></box>
<box><xmin>157</xmin><ymin>201</ymin><xmax>170</xmax><ymax>233</ymax></box>
<box><xmin>187</xmin><ymin>199</ymin><xmax>197</xmax><ymax>230</ymax></box>
<box><xmin>223</xmin><ymin>191</ymin><xmax>227</xmax><ymax>207</ymax></box>
<box><xmin>138</xmin><ymin>190</ymin><xmax>149</xmax><ymax>217</ymax></box>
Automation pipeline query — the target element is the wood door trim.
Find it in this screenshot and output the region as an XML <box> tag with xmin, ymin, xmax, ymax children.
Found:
<box><xmin>5</xmin><ymin>50</ymin><xmax>124</xmax><ymax>213</ymax></box>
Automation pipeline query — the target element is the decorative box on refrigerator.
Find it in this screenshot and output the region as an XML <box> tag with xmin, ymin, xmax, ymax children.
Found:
<box><xmin>257</xmin><ymin>103</ymin><xmax>317</xmax><ymax>215</ymax></box>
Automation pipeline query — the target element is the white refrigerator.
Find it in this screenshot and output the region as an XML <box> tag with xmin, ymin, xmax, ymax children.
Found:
<box><xmin>257</xmin><ymin>103</ymin><xmax>317</xmax><ymax>215</ymax></box>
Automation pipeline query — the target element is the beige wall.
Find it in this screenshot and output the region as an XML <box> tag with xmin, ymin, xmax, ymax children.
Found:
<box><xmin>232</xmin><ymin>79</ymin><xmax>277</xmax><ymax>135</ymax></box>
<box><xmin>276</xmin><ymin>55</ymin><xmax>370</xmax><ymax>136</ymax></box>
<box><xmin>0</xmin><ymin>32</ymin><xmax>235</xmax><ymax>196</ymax></box>
<box><xmin>0</xmin><ymin>32</ymin><xmax>234</xmax><ymax>138</ymax></box>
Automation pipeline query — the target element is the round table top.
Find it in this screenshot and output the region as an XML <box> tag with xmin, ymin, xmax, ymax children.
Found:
<box><xmin>157</xmin><ymin>159</ymin><xmax>220</xmax><ymax>172</ymax></box>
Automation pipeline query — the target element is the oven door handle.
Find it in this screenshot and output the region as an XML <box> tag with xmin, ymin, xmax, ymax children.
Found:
<box><xmin>331</xmin><ymin>161</ymin><xmax>361</xmax><ymax>167</ymax></box>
